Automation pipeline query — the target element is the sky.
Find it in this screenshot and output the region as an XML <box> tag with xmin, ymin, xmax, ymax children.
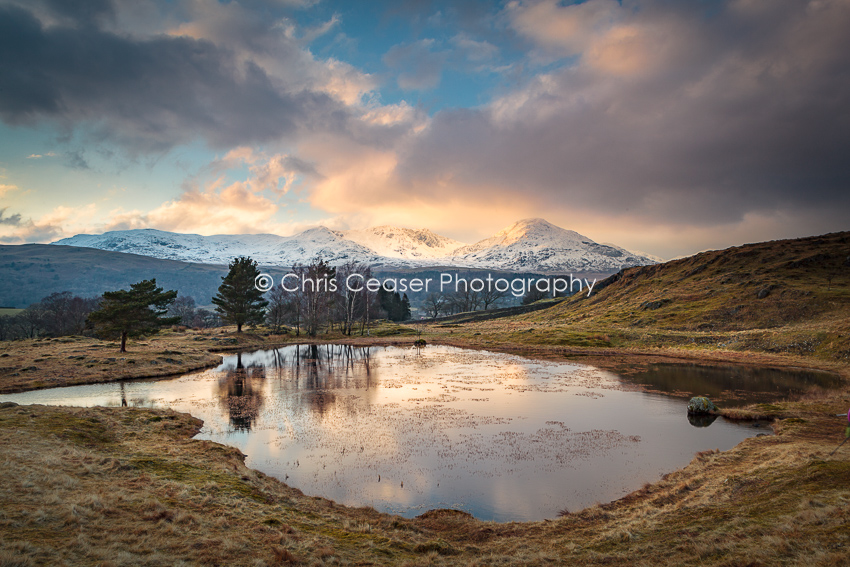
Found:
<box><xmin>0</xmin><ymin>0</ymin><xmax>849</xmax><ymax>260</ymax></box>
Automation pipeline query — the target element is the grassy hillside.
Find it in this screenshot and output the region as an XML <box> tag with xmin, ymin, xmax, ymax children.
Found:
<box><xmin>553</xmin><ymin>231</ymin><xmax>850</xmax><ymax>332</ymax></box>
<box><xmin>420</xmin><ymin>231</ymin><xmax>850</xmax><ymax>362</ymax></box>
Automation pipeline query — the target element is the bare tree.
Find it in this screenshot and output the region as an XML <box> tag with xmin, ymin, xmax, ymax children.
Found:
<box><xmin>423</xmin><ymin>292</ymin><xmax>446</xmax><ymax>319</ymax></box>
<box><xmin>480</xmin><ymin>284</ymin><xmax>508</xmax><ymax>310</ymax></box>
<box><xmin>336</xmin><ymin>262</ymin><xmax>373</xmax><ymax>335</ymax></box>
<box><xmin>266</xmin><ymin>284</ymin><xmax>290</xmax><ymax>334</ymax></box>
<box><xmin>38</xmin><ymin>292</ymin><xmax>100</xmax><ymax>336</ymax></box>
<box><xmin>167</xmin><ymin>295</ymin><xmax>197</xmax><ymax>327</ymax></box>
<box><xmin>14</xmin><ymin>305</ymin><xmax>45</xmax><ymax>338</ymax></box>
<box><xmin>448</xmin><ymin>287</ymin><xmax>482</xmax><ymax>313</ymax></box>
<box><xmin>302</xmin><ymin>257</ymin><xmax>336</xmax><ymax>337</ymax></box>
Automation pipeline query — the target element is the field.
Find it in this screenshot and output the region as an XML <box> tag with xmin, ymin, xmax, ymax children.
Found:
<box><xmin>2</xmin><ymin>231</ymin><xmax>850</xmax><ymax>565</ymax></box>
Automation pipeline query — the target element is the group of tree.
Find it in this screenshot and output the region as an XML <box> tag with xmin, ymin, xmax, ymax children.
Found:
<box><xmin>264</xmin><ymin>258</ymin><xmax>387</xmax><ymax>337</ymax></box>
<box><xmin>0</xmin><ymin>292</ymin><xmax>100</xmax><ymax>340</ymax></box>
<box><xmin>167</xmin><ymin>295</ymin><xmax>221</xmax><ymax>328</ymax></box>
<box><xmin>0</xmin><ymin>256</ymin><xmax>577</xmax><ymax>349</ymax></box>
<box><xmin>378</xmin><ymin>287</ymin><xmax>411</xmax><ymax>322</ymax></box>
<box><xmin>418</xmin><ymin>277</ymin><xmax>575</xmax><ymax>319</ymax></box>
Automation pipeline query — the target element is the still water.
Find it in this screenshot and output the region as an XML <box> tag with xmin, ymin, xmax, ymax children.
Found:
<box><xmin>1</xmin><ymin>345</ymin><xmax>833</xmax><ymax>521</ymax></box>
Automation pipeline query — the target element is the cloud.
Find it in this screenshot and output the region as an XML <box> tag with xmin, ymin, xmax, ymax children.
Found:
<box><xmin>268</xmin><ymin>0</ymin><xmax>849</xmax><ymax>256</ymax></box>
<box><xmin>507</xmin><ymin>0</ymin><xmax>623</xmax><ymax>58</ymax></box>
<box><xmin>63</xmin><ymin>150</ymin><xmax>90</xmax><ymax>170</ymax></box>
<box><xmin>0</xmin><ymin>183</ymin><xmax>19</xmax><ymax>197</ymax></box>
<box><xmin>0</xmin><ymin>2</ymin><xmax>366</xmax><ymax>153</ymax></box>
<box><xmin>0</xmin><ymin>208</ymin><xmax>22</xmax><ymax>225</ymax></box>
<box><xmin>383</xmin><ymin>39</ymin><xmax>448</xmax><ymax>90</ymax></box>
<box><xmin>370</xmin><ymin>0</ymin><xmax>850</xmax><ymax>244</ymax></box>
<box><xmin>0</xmin><ymin>204</ymin><xmax>95</xmax><ymax>243</ymax></box>
<box><xmin>450</xmin><ymin>33</ymin><xmax>498</xmax><ymax>62</ymax></box>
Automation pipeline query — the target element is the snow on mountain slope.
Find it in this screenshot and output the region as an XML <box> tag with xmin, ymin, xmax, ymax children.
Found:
<box><xmin>52</xmin><ymin>229</ymin><xmax>281</xmax><ymax>265</ymax></box>
<box><xmin>453</xmin><ymin>218</ymin><xmax>658</xmax><ymax>272</ymax></box>
<box><xmin>342</xmin><ymin>226</ymin><xmax>465</xmax><ymax>259</ymax></box>
<box><xmin>53</xmin><ymin>228</ymin><xmax>391</xmax><ymax>267</ymax></box>
<box><xmin>52</xmin><ymin>220</ymin><xmax>659</xmax><ymax>272</ymax></box>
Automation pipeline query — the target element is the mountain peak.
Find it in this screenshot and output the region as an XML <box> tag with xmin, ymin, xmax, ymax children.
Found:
<box><xmin>491</xmin><ymin>218</ymin><xmax>585</xmax><ymax>247</ymax></box>
<box><xmin>51</xmin><ymin>219</ymin><xmax>658</xmax><ymax>272</ymax></box>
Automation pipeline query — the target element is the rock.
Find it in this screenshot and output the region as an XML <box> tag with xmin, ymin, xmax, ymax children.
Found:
<box><xmin>687</xmin><ymin>396</ymin><xmax>717</xmax><ymax>415</ymax></box>
<box><xmin>756</xmin><ymin>284</ymin><xmax>778</xmax><ymax>299</ymax></box>
<box><xmin>641</xmin><ymin>298</ymin><xmax>672</xmax><ymax>310</ymax></box>
<box><xmin>0</xmin><ymin>402</ymin><xmax>18</xmax><ymax>409</ymax></box>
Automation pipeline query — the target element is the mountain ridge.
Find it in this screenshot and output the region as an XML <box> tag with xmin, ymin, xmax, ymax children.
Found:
<box><xmin>51</xmin><ymin>218</ymin><xmax>659</xmax><ymax>273</ymax></box>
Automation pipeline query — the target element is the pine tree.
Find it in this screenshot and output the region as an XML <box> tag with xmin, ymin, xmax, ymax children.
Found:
<box><xmin>401</xmin><ymin>293</ymin><xmax>411</xmax><ymax>321</ymax></box>
<box><xmin>87</xmin><ymin>279</ymin><xmax>179</xmax><ymax>352</ymax></box>
<box><xmin>212</xmin><ymin>256</ymin><xmax>269</xmax><ymax>333</ymax></box>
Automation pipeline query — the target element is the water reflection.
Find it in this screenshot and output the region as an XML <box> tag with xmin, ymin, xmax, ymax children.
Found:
<box><xmin>687</xmin><ymin>413</ymin><xmax>719</xmax><ymax>427</ymax></box>
<box><xmin>218</xmin><ymin>353</ymin><xmax>265</xmax><ymax>431</ymax></box>
<box><xmin>619</xmin><ymin>362</ymin><xmax>840</xmax><ymax>405</ymax></box>
<box><xmin>214</xmin><ymin>345</ymin><xmax>380</xmax><ymax>427</ymax></box>
<box><xmin>0</xmin><ymin>345</ymin><xmax>834</xmax><ymax>522</ymax></box>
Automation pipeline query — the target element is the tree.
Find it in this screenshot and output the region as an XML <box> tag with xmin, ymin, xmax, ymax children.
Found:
<box><xmin>87</xmin><ymin>279</ymin><xmax>179</xmax><ymax>352</ymax></box>
<box><xmin>480</xmin><ymin>284</ymin><xmax>508</xmax><ymax>310</ymax></box>
<box><xmin>401</xmin><ymin>293</ymin><xmax>411</xmax><ymax>321</ymax></box>
<box><xmin>14</xmin><ymin>304</ymin><xmax>45</xmax><ymax>338</ymax></box>
<box><xmin>423</xmin><ymin>292</ymin><xmax>446</xmax><ymax>319</ymax></box>
<box><xmin>336</xmin><ymin>262</ymin><xmax>372</xmax><ymax>335</ymax></box>
<box><xmin>212</xmin><ymin>257</ymin><xmax>269</xmax><ymax>333</ymax></box>
<box><xmin>301</xmin><ymin>256</ymin><xmax>335</xmax><ymax>336</ymax></box>
<box><xmin>266</xmin><ymin>284</ymin><xmax>290</xmax><ymax>334</ymax></box>
<box><xmin>522</xmin><ymin>286</ymin><xmax>547</xmax><ymax>305</ymax></box>
<box><xmin>167</xmin><ymin>295</ymin><xmax>197</xmax><ymax>327</ymax></box>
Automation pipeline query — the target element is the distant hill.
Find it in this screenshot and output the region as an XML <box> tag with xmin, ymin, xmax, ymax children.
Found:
<box><xmin>0</xmin><ymin>245</ymin><xmax>240</xmax><ymax>307</ymax></box>
<box><xmin>0</xmin><ymin>244</ymin><xmax>599</xmax><ymax>308</ymax></box>
<box><xmin>545</xmin><ymin>231</ymin><xmax>850</xmax><ymax>332</ymax></box>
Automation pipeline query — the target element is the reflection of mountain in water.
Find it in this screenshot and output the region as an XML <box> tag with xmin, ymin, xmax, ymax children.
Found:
<box><xmin>216</xmin><ymin>345</ymin><xmax>378</xmax><ymax>426</ymax></box>
<box><xmin>622</xmin><ymin>363</ymin><xmax>840</xmax><ymax>405</ymax></box>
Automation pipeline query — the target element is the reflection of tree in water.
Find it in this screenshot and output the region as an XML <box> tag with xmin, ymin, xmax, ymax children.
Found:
<box><xmin>248</xmin><ymin>345</ymin><xmax>377</xmax><ymax>416</ymax></box>
<box><xmin>214</xmin><ymin>345</ymin><xmax>377</xmax><ymax>421</ymax></box>
<box><xmin>219</xmin><ymin>352</ymin><xmax>266</xmax><ymax>431</ymax></box>
<box><xmin>292</xmin><ymin>344</ymin><xmax>375</xmax><ymax>415</ymax></box>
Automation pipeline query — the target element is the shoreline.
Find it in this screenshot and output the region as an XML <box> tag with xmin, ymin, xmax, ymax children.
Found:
<box><xmin>2</xmin><ymin>329</ymin><xmax>850</xmax><ymax>564</ymax></box>
<box><xmin>1</xmin><ymin>329</ymin><xmax>845</xmax><ymax>395</ymax></box>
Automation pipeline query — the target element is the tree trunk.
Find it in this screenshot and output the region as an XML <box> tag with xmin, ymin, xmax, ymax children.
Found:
<box><xmin>237</xmin><ymin>322</ymin><xmax>242</xmax><ymax>333</ymax></box>
<box><xmin>120</xmin><ymin>331</ymin><xmax>128</xmax><ymax>353</ymax></box>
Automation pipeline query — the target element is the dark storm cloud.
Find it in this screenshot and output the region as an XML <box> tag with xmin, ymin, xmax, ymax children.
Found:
<box><xmin>0</xmin><ymin>3</ymin><xmax>345</xmax><ymax>152</ymax></box>
<box><xmin>0</xmin><ymin>208</ymin><xmax>22</xmax><ymax>226</ymax></box>
<box><xmin>393</xmin><ymin>0</ymin><xmax>850</xmax><ymax>226</ymax></box>
<box><xmin>41</xmin><ymin>0</ymin><xmax>116</xmax><ymax>24</ymax></box>
<box><xmin>63</xmin><ymin>150</ymin><xmax>90</xmax><ymax>170</ymax></box>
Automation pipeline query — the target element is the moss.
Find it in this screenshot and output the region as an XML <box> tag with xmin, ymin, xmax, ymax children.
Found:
<box><xmin>38</xmin><ymin>414</ymin><xmax>116</xmax><ymax>446</ymax></box>
<box><xmin>129</xmin><ymin>458</ymin><xmax>268</xmax><ymax>502</ymax></box>
<box><xmin>414</xmin><ymin>540</ymin><xmax>459</xmax><ymax>555</ymax></box>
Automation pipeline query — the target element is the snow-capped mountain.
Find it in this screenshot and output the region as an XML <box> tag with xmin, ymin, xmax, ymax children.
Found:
<box><xmin>452</xmin><ymin>218</ymin><xmax>656</xmax><ymax>272</ymax></box>
<box><xmin>343</xmin><ymin>226</ymin><xmax>464</xmax><ymax>260</ymax></box>
<box><xmin>52</xmin><ymin>219</ymin><xmax>659</xmax><ymax>273</ymax></box>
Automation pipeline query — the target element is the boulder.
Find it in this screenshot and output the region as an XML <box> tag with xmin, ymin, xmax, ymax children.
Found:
<box><xmin>687</xmin><ymin>396</ymin><xmax>717</xmax><ymax>415</ymax></box>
